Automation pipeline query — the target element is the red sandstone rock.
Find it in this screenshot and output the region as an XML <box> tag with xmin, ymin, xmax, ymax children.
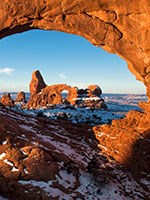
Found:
<box><xmin>15</xmin><ymin>91</ymin><xmax>26</xmax><ymax>103</ymax></box>
<box><xmin>0</xmin><ymin>107</ymin><xmax>149</xmax><ymax>200</ymax></box>
<box><xmin>28</xmin><ymin>71</ymin><xmax>103</xmax><ymax>108</ymax></box>
<box><xmin>30</xmin><ymin>70</ymin><xmax>46</xmax><ymax>96</ymax></box>
<box><xmin>93</xmin><ymin>110</ymin><xmax>150</xmax><ymax>179</ymax></box>
<box><xmin>138</xmin><ymin>101</ymin><xmax>150</xmax><ymax>113</ymax></box>
<box><xmin>87</xmin><ymin>84</ymin><xmax>102</xmax><ymax>97</ymax></box>
<box><xmin>1</xmin><ymin>93</ymin><xmax>14</xmax><ymax>107</ymax></box>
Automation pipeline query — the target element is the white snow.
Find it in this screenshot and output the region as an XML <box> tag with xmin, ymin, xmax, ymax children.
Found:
<box><xmin>4</xmin><ymin>159</ymin><xmax>14</xmax><ymax>167</ymax></box>
<box><xmin>37</xmin><ymin>134</ymin><xmax>88</xmax><ymax>167</ymax></box>
<box><xmin>18</xmin><ymin>180</ymin><xmax>75</xmax><ymax>200</ymax></box>
<box><xmin>77</xmin><ymin>170</ymin><xmax>133</xmax><ymax>200</ymax></box>
<box><xmin>2</xmin><ymin>141</ymin><xmax>7</xmax><ymax>145</ymax></box>
<box><xmin>73</xmin><ymin>97</ymin><xmax>100</xmax><ymax>101</ymax></box>
<box><xmin>0</xmin><ymin>153</ymin><xmax>6</xmax><ymax>160</ymax></box>
<box><xmin>56</xmin><ymin>170</ymin><xmax>76</xmax><ymax>189</ymax></box>
<box><xmin>11</xmin><ymin>166</ymin><xmax>19</xmax><ymax>172</ymax></box>
<box><xmin>8</xmin><ymin>93</ymin><xmax>147</xmax><ymax>126</ymax></box>
<box><xmin>19</xmin><ymin>124</ymin><xmax>36</xmax><ymax>133</ymax></box>
<box><xmin>24</xmin><ymin>168</ymin><xmax>29</xmax><ymax>174</ymax></box>
<box><xmin>20</xmin><ymin>149</ymin><xmax>28</xmax><ymax>155</ymax></box>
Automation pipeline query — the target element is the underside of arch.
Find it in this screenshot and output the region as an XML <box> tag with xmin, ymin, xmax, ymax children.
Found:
<box><xmin>0</xmin><ymin>0</ymin><xmax>150</xmax><ymax>106</ymax></box>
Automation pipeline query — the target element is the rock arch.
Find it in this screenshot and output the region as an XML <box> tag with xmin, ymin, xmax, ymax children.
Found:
<box><xmin>0</xmin><ymin>0</ymin><xmax>150</xmax><ymax>106</ymax></box>
<box><xmin>0</xmin><ymin>1</ymin><xmax>150</xmax><ymax>192</ymax></box>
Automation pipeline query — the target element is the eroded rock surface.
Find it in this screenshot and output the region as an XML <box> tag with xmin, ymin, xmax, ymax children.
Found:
<box><xmin>15</xmin><ymin>91</ymin><xmax>26</xmax><ymax>103</ymax></box>
<box><xmin>30</xmin><ymin>70</ymin><xmax>46</xmax><ymax>97</ymax></box>
<box><xmin>0</xmin><ymin>108</ymin><xmax>149</xmax><ymax>200</ymax></box>
<box><xmin>93</xmin><ymin>109</ymin><xmax>150</xmax><ymax>183</ymax></box>
<box><xmin>87</xmin><ymin>84</ymin><xmax>102</xmax><ymax>97</ymax></box>
<box><xmin>0</xmin><ymin>93</ymin><xmax>14</xmax><ymax>107</ymax></box>
<box><xmin>28</xmin><ymin>70</ymin><xmax>105</xmax><ymax>109</ymax></box>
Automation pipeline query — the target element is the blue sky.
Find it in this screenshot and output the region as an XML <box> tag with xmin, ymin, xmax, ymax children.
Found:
<box><xmin>0</xmin><ymin>30</ymin><xmax>146</xmax><ymax>94</ymax></box>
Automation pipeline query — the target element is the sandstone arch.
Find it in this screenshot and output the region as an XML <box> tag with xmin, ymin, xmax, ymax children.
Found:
<box><xmin>0</xmin><ymin>2</ymin><xmax>150</xmax><ymax>196</ymax></box>
<box><xmin>0</xmin><ymin>1</ymin><xmax>150</xmax><ymax>105</ymax></box>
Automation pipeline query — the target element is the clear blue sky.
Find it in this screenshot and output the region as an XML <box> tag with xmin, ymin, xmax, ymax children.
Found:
<box><xmin>0</xmin><ymin>30</ymin><xmax>146</xmax><ymax>94</ymax></box>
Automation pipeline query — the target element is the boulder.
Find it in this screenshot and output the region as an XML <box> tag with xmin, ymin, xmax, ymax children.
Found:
<box><xmin>1</xmin><ymin>93</ymin><xmax>14</xmax><ymax>107</ymax></box>
<box><xmin>87</xmin><ymin>85</ymin><xmax>102</xmax><ymax>97</ymax></box>
<box><xmin>15</xmin><ymin>91</ymin><xmax>26</xmax><ymax>103</ymax></box>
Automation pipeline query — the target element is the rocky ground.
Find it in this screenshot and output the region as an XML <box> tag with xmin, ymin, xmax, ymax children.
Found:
<box><xmin>0</xmin><ymin>106</ymin><xmax>149</xmax><ymax>200</ymax></box>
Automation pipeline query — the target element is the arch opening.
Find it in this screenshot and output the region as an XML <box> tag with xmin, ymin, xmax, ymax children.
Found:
<box><xmin>0</xmin><ymin>30</ymin><xmax>147</xmax><ymax>124</ymax></box>
<box><xmin>61</xmin><ymin>90</ymin><xmax>69</xmax><ymax>100</ymax></box>
<box><xmin>0</xmin><ymin>0</ymin><xmax>149</xmax><ymax>103</ymax></box>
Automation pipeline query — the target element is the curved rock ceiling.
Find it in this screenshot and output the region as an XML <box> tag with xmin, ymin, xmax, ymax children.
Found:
<box><xmin>0</xmin><ymin>0</ymin><xmax>150</xmax><ymax>101</ymax></box>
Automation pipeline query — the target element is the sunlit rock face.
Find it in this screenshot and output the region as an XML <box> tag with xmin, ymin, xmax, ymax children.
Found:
<box><xmin>93</xmin><ymin>110</ymin><xmax>150</xmax><ymax>180</ymax></box>
<box><xmin>1</xmin><ymin>93</ymin><xmax>14</xmax><ymax>107</ymax></box>
<box><xmin>15</xmin><ymin>91</ymin><xmax>26</xmax><ymax>103</ymax></box>
<box><xmin>30</xmin><ymin>70</ymin><xmax>46</xmax><ymax>96</ymax></box>
<box><xmin>0</xmin><ymin>108</ymin><xmax>149</xmax><ymax>199</ymax></box>
<box><xmin>28</xmin><ymin>70</ymin><xmax>103</xmax><ymax>108</ymax></box>
<box><xmin>0</xmin><ymin>0</ymin><xmax>150</xmax><ymax>101</ymax></box>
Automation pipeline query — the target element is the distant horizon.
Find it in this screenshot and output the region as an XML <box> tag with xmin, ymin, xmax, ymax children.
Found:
<box><xmin>0</xmin><ymin>91</ymin><xmax>147</xmax><ymax>95</ymax></box>
<box><xmin>0</xmin><ymin>30</ymin><xmax>146</xmax><ymax>94</ymax></box>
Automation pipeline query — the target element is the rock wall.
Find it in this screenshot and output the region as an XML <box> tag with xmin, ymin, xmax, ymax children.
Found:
<box><xmin>93</xmin><ymin>109</ymin><xmax>150</xmax><ymax>180</ymax></box>
<box><xmin>0</xmin><ymin>0</ymin><xmax>150</xmax><ymax>102</ymax></box>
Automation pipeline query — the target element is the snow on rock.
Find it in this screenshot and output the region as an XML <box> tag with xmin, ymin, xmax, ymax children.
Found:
<box><xmin>2</xmin><ymin>141</ymin><xmax>7</xmax><ymax>145</ymax></box>
<box><xmin>23</xmin><ymin>168</ymin><xmax>29</xmax><ymax>174</ymax></box>
<box><xmin>11</xmin><ymin>166</ymin><xmax>19</xmax><ymax>172</ymax></box>
<box><xmin>0</xmin><ymin>153</ymin><xmax>6</xmax><ymax>160</ymax></box>
<box><xmin>19</xmin><ymin>124</ymin><xmax>37</xmax><ymax>133</ymax></box>
<box><xmin>4</xmin><ymin>159</ymin><xmax>14</xmax><ymax>167</ymax></box>
<box><xmin>56</xmin><ymin>170</ymin><xmax>77</xmax><ymax>189</ymax></box>
<box><xmin>0</xmin><ymin>103</ymin><xmax>149</xmax><ymax>200</ymax></box>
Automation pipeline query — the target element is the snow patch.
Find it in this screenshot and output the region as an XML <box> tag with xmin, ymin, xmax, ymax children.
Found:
<box><xmin>4</xmin><ymin>159</ymin><xmax>14</xmax><ymax>166</ymax></box>
<box><xmin>0</xmin><ymin>153</ymin><xmax>6</xmax><ymax>160</ymax></box>
<box><xmin>11</xmin><ymin>166</ymin><xmax>19</xmax><ymax>172</ymax></box>
<box><xmin>24</xmin><ymin>168</ymin><xmax>29</xmax><ymax>174</ymax></box>
<box><xmin>2</xmin><ymin>141</ymin><xmax>7</xmax><ymax>145</ymax></box>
